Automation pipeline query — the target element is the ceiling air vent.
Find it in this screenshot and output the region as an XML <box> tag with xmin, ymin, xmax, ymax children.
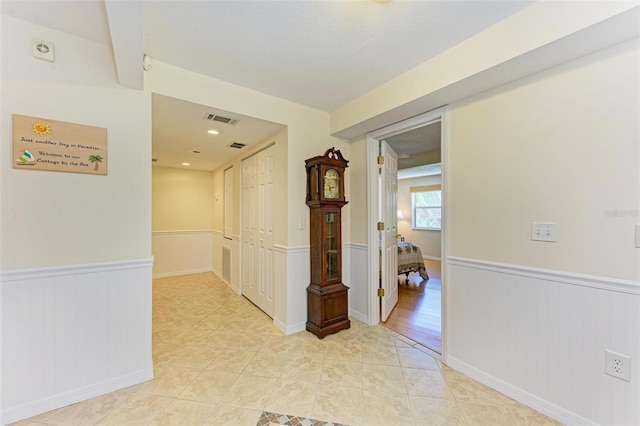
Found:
<box><xmin>203</xmin><ymin>113</ymin><xmax>239</xmax><ymax>126</ymax></box>
<box><xmin>228</xmin><ymin>142</ymin><xmax>245</xmax><ymax>149</ymax></box>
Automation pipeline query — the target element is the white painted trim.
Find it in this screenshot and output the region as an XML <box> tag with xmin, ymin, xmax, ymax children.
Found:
<box><xmin>273</xmin><ymin>317</ymin><xmax>306</xmax><ymax>336</ymax></box>
<box><xmin>423</xmin><ymin>255</ymin><xmax>441</xmax><ymax>262</ymax></box>
<box><xmin>0</xmin><ymin>257</ymin><xmax>154</xmax><ymax>282</ymax></box>
<box><xmin>211</xmin><ymin>265</ymin><xmax>239</xmax><ymax>294</ymax></box>
<box><xmin>2</xmin><ymin>368</ymin><xmax>153</xmax><ymax>425</ymax></box>
<box><xmin>366</xmin><ymin>106</ymin><xmax>449</xmax><ymax>340</ymax></box>
<box><xmin>439</xmin><ymin>107</ymin><xmax>450</xmax><ymax>364</ymax></box>
<box><xmin>447</xmin><ymin>256</ymin><xmax>640</xmax><ymax>295</ymax></box>
<box><xmin>345</xmin><ymin>242</ymin><xmax>368</xmax><ymax>250</ymax></box>
<box><xmin>152</xmin><ymin>229</ymin><xmax>214</xmax><ymax>235</ymax></box>
<box><xmin>153</xmin><ymin>267</ymin><xmax>213</xmax><ymax>279</ymax></box>
<box><xmin>366</xmin><ymin>132</ymin><xmax>381</xmax><ymax>326</ymax></box>
<box><xmin>212</xmin><ymin>229</ymin><xmax>237</xmax><ymax>239</ymax></box>
<box><xmin>273</xmin><ymin>317</ymin><xmax>287</xmax><ymax>335</ymax></box>
<box><xmin>273</xmin><ymin>244</ymin><xmax>309</xmax><ymax>254</ymax></box>
<box><xmin>446</xmin><ymin>356</ymin><xmax>595</xmax><ymax>426</ymax></box>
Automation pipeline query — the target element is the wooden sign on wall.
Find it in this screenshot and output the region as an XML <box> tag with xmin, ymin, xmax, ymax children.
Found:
<box><xmin>13</xmin><ymin>114</ymin><xmax>108</xmax><ymax>175</ymax></box>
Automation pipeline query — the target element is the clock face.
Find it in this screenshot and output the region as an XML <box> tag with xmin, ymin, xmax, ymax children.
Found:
<box><xmin>323</xmin><ymin>169</ymin><xmax>339</xmax><ymax>199</ymax></box>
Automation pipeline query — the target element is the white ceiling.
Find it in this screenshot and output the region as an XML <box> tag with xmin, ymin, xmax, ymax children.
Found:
<box><xmin>1</xmin><ymin>0</ymin><xmax>536</xmax><ymax>171</ymax></box>
<box><xmin>152</xmin><ymin>94</ymin><xmax>285</xmax><ymax>170</ymax></box>
<box><xmin>142</xmin><ymin>1</ymin><xmax>532</xmax><ymax>112</ymax></box>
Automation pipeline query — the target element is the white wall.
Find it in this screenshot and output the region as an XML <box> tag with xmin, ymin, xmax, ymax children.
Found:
<box><xmin>346</xmin><ymin>36</ymin><xmax>640</xmax><ymax>426</ymax></box>
<box><xmin>448</xmin><ymin>40</ymin><xmax>639</xmax><ymax>280</ymax></box>
<box><xmin>152</xmin><ymin>166</ymin><xmax>213</xmax><ymax>231</ymax></box>
<box><xmin>0</xmin><ymin>16</ymin><xmax>153</xmax><ymax>423</ymax></box>
<box><xmin>445</xmin><ymin>39</ymin><xmax>639</xmax><ymax>425</ymax></box>
<box><xmin>152</xmin><ymin>167</ymin><xmax>213</xmax><ymax>277</ymax></box>
<box><xmin>1</xmin><ymin>18</ymin><xmax>151</xmax><ymax>269</ymax></box>
<box><xmin>397</xmin><ymin>175</ymin><xmax>441</xmax><ymax>260</ymax></box>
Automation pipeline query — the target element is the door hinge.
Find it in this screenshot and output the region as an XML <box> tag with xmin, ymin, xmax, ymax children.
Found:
<box><xmin>377</xmin><ymin>155</ymin><xmax>384</xmax><ymax>165</ymax></box>
<box><xmin>377</xmin><ymin>222</ymin><xmax>384</xmax><ymax>231</ymax></box>
<box><xmin>377</xmin><ymin>288</ymin><xmax>385</xmax><ymax>297</ymax></box>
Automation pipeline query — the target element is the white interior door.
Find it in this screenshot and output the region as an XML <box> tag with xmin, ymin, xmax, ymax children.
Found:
<box><xmin>242</xmin><ymin>155</ymin><xmax>257</xmax><ymax>306</ymax></box>
<box><xmin>241</xmin><ymin>145</ymin><xmax>274</xmax><ymax>317</ymax></box>
<box><xmin>380</xmin><ymin>140</ymin><xmax>398</xmax><ymax>321</ymax></box>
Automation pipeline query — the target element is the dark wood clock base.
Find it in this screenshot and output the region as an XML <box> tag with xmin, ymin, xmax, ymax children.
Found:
<box><xmin>306</xmin><ymin>282</ymin><xmax>351</xmax><ymax>339</ymax></box>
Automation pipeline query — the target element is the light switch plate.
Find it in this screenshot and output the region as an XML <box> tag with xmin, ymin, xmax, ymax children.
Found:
<box><xmin>531</xmin><ymin>222</ymin><xmax>557</xmax><ymax>242</ymax></box>
<box><xmin>635</xmin><ymin>225</ymin><xmax>640</xmax><ymax>248</ymax></box>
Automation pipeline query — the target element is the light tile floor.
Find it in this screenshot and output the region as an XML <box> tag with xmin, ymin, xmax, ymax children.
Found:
<box><xmin>14</xmin><ymin>272</ymin><xmax>561</xmax><ymax>426</ymax></box>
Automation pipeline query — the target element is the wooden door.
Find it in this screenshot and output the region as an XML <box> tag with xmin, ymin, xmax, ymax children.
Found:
<box><xmin>241</xmin><ymin>145</ymin><xmax>275</xmax><ymax>317</ymax></box>
<box><xmin>380</xmin><ymin>140</ymin><xmax>398</xmax><ymax>321</ymax></box>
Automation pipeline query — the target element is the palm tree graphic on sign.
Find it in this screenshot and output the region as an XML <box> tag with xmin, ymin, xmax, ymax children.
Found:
<box><xmin>88</xmin><ymin>154</ymin><xmax>103</xmax><ymax>171</ymax></box>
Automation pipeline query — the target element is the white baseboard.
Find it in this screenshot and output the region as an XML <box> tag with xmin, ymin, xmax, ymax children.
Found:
<box><xmin>211</xmin><ymin>267</ymin><xmax>240</xmax><ymax>295</ymax></box>
<box><xmin>153</xmin><ymin>267</ymin><xmax>213</xmax><ymax>279</ymax></box>
<box><xmin>2</xmin><ymin>368</ymin><xmax>153</xmax><ymax>425</ymax></box>
<box><xmin>446</xmin><ymin>357</ymin><xmax>595</xmax><ymax>426</ymax></box>
<box><xmin>274</xmin><ymin>317</ymin><xmax>306</xmax><ymax>336</ymax></box>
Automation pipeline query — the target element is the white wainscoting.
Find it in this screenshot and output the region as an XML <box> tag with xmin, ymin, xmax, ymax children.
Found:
<box><xmin>446</xmin><ymin>257</ymin><xmax>640</xmax><ymax>426</ymax></box>
<box><xmin>0</xmin><ymin>258</ymin><xmax>154</xmax><ymax>425</ymax></box>
<box><xmin>270</xmin><ymin>243</ymin><xmax>370</xmax><ymax>335</ymax></box>
<box><xmin>280</xmin><ymin>245</ymin><xmax>310</xmax><ymax>335</ymax></box>
<box><xmin>152</xmin><ymin>230</ymin><xmax>213</xmax><ymax>278</ymax></box>
<box><xmin>346</xmin><ymin>243</ymin><xmax>369</xmax><ymax>324</ymax></box>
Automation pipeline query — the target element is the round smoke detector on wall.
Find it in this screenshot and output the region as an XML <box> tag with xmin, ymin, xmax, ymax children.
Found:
<box><xmin>32</xmin><ymin>39</ymin><xmax>55</xmax><ymax>62</ymax></box>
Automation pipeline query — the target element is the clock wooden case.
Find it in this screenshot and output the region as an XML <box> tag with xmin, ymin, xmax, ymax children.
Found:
<box><xmin>305</xmin><ymin>147</ymin><xmax>350</xmax><ymax>338</ymax></box>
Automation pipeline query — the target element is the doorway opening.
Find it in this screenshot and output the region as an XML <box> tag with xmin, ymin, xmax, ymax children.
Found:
<box><xmin>366</xmin><ymin>107</ymin><xmax>447</xmax><ymax>355</ymax></box>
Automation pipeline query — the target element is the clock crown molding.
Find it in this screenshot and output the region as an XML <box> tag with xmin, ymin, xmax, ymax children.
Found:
<box><xmin>305</xmin><ymin>147</ymin><xmax>349</xmax><ymax>168</ymax></box>
<box><xmin>305</xmin><ymin>147</ymin><xmax>349</xmax><ymax>207</ymax></box>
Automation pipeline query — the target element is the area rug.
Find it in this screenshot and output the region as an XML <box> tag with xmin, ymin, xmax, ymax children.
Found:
<box><xmin>257</xmin><ymin>411</ymin><xmax>347</xmax><ymax>426</ymax></box>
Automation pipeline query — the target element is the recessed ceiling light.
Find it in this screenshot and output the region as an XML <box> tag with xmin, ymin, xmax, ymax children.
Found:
<box><xmin>207</xmin><ymin>130</ymin><xmax>219</xmax><ymax>135</ymax></box>
<box><xmin>182</xmin><ymin>162</ymin><xmax>190</xmax><ymax>166</ymax></box>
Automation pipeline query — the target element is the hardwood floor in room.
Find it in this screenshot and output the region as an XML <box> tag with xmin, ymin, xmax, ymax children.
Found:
<box><xmin>383</xmin><ymin>259</ymin><xmax>442</xmax><ymax>353</ymax></box>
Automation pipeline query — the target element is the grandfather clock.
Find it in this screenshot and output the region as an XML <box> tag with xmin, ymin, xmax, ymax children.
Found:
<box><xmin>305</xmin><ymin>147</ymin><xmax>350</xmax><ymax>338</ymax></box>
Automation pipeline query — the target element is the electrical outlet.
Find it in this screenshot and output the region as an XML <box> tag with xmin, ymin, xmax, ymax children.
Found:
<box><xmin>605</xmin><ymin>350</ymin><xmax>631</xmax><ymax>381</ymax></box>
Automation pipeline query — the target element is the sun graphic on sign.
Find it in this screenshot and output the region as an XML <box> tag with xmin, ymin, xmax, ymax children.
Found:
<box><xmin>32</xmin><ymin>121</ymin><xmax>52</xmax><ymax>136</ymax></box>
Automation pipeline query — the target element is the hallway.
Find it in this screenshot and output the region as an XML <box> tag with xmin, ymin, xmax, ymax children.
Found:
<box><xmin>16</xmin><ymin>272</ymin><xmax>558</xmax><ymax>425</ymax></box>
